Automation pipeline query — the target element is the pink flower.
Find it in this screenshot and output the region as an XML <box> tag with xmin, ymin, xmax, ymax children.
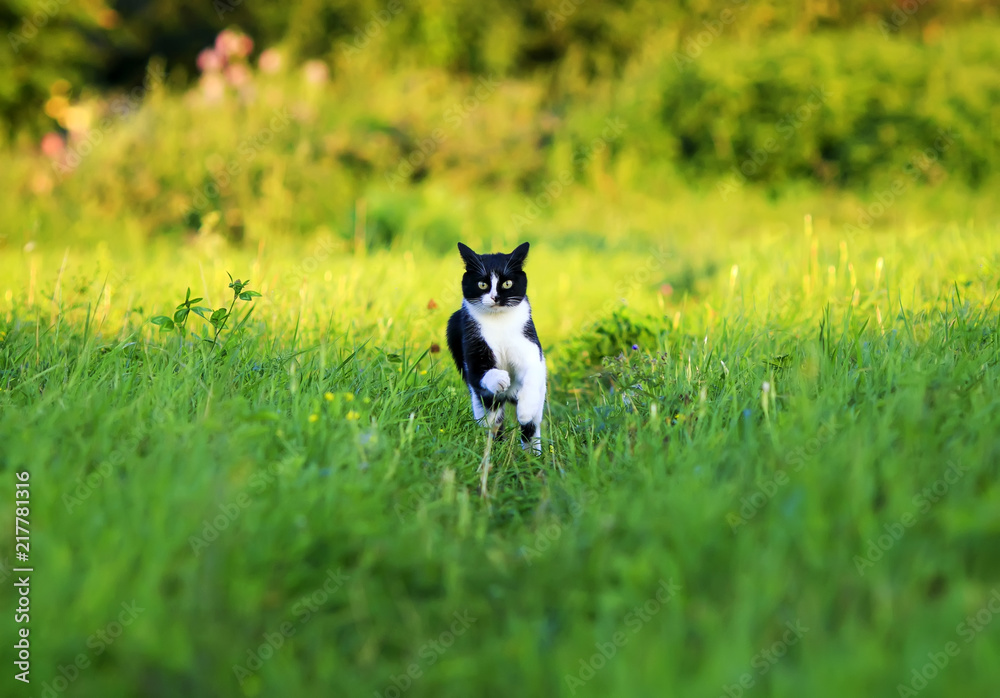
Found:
<box><xmin>216</xmin><ymin>29</ymin><xmax>252</xmax><ymax>59</ymax></box>
<box><xmin>215</xmin><ymin>30</ymin><xmax>237</xmax><ymax>56</ymax></box>
<box><xmin>258</xmin><ymin>48</ymin><xmax>282</xmax><ymax>74</ymax></box>
<box><xmin>303</xmin><ymin>60</ymin><xmax>329</xmax><ymax>85</ymax></box>
<box><xmin>197</xmin><ymin>48</ymin><xmax>224</xmax><ymax>73</ymax></box>
<box><xmin>225</xmin><ymin>63</ymin><xmax>252</xmax><ymax>87</ymax></box>
<box><xmin>200</xmin><ymin>73</ymin><xmax>226</xmax><ymax>104</ymax></box>
<box><xmin>40</xmin><ymin>132</ymin><xmax>65</xmax><ymax>158</ymax></box>
<box><xmin>236</xmin><ymin>34</ymin><xmax>254</xmax><ymax>58</ymax></box>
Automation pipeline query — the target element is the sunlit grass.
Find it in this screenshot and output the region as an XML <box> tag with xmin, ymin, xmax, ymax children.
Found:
<box><xmin>1</xmin><ymin>208</ymin><xmax>999</xmax><ymax>696</ymax></box>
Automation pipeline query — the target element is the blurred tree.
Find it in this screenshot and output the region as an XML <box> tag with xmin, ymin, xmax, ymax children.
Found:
<box><xmin>1</xmin><ymin>0</ymin><xmax>110</xmax><ymax>134</ymax></box>
<box><xmin>2</xmin><ymin>0</ymin><xmax>998</xmax><ymax>140</ymax></box>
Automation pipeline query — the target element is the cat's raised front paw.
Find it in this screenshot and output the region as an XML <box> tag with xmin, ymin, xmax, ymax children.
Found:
<box><xmin>481</xmin><ymin>368</ymin><xmax>511</xmax><ymax>394</ymax></box>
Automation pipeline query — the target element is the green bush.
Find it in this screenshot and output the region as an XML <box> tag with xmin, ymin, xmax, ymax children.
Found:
<box><xmin>618</xmin><ymin>26</ymin><xmax>1000</xmax><ymax>190</ymax></box>
<box><xmin>3</xmin><ymin>0</ymin><xmax>1000</xmax><ymax>136</ymax></box>
<box><xmin>3</xmin><ymin>16</ymin><xmax>999</xmax><ymax>251</ymax></box>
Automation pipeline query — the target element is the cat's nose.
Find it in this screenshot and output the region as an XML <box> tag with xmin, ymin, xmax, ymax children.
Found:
<box><xmin>489</xmin><ymin>294</ymin><xmax>497</xmax><ymax>301</ymax></box>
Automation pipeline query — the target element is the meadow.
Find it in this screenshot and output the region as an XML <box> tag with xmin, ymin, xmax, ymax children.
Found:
<box><xmin>2</xmin><ymin>11</ymin><xmax>1000</xmax><ymax>698</ymax></box>
<box><xmin>2</xmin><ymin>192</ymin><xmax>999</xmax><ymax>697</ymax></box>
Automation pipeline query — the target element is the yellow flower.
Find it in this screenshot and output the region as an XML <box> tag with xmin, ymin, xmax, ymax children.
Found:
<box><xmin>344</xmin><ymin>393</ymin><xmax>355</xmax><ymax>402</ymax></box>
<box><xmin>308</xmin><ymin>414</ymin><xmax>319</xmax><ymax>423</ymax></box>
<box><xmin>419</xmin><ymin>370</ymin><xmax>427</xmax><ymax>376</ymax></box>
<box><xmin>324</xmin><ymin>392</ymin><xmax>334</xmax><ymax>402</ymax></box>
<box><xmin>346</xmin><ymin>410</ymin><xmax>360</xmax><ymax>421</ymax></box>
<box><xmin>362</xmin><ymin>397</ymin><xmax>371</xmax><ymax>404</ymax></box>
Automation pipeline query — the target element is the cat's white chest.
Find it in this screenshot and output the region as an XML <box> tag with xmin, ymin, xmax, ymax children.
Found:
<box><xmin>465</xmin><ymin>300</ymin><xmax>543</xmax><ymax>391</ymax></box>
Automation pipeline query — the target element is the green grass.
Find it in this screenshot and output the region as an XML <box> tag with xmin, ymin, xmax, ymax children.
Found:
<box><xmin>2</xmin><ymin>212</ymin><xmax>999</xmax><ymax>698</ymax></box>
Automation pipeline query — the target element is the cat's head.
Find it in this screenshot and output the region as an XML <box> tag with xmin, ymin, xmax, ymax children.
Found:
<box><xmin>457</xmin><ymin>242</ymin><xmax>530</xmax><ymax>313</ymax></box>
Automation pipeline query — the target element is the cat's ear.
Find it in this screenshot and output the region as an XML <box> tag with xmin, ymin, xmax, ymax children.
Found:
<box><xmin>457</xmin><ymin>242</ymin><xmax>481</xmax><ymax>270</ymax></box>
<box><xmin>508</xmin><ymin>242</ymin><xmax>530</xmax><ymax>269</ymax></box>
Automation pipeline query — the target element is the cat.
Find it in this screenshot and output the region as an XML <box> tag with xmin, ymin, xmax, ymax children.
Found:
<box><xmin>446</xmin><ymin>242</ymin><xmax>546</xmax><ymax>457</ymax></box>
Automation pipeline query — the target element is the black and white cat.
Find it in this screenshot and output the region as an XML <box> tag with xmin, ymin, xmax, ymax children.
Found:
<box><xmin>446</xmin><ymin>242</ymin><xmax>546</xmax><ymax>455</ymax></box>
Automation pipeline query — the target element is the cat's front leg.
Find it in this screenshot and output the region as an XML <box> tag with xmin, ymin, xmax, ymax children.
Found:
<box><xmin>469</xmin><ymin>384</ymin><xmax>504</xmax><ymax>437</ymax></box>
<box><xmin>515</xmin><ymin>379</ymin><xmax>545</xmax><ymax>455</ymax></box>
<box><xmin>468</xmin><ymin>387</ymin><xmax>486</xmax><ymax>422</ymax></box>
<box><xmin>481</xmin><ymin>368</ymin><xmax>510</xmax><ymax>395</ymax></box>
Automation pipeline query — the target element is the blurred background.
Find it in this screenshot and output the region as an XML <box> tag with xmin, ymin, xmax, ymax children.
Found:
<box><xmin>2</xmin><ymin>0</ymin><xmax>998</xmax><ymax>254</ymax></box>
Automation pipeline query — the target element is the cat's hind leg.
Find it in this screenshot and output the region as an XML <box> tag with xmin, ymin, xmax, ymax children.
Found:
<box><xmin>471</xmin><ymin>388</ymin><xmax>504</xmax><ymax>438</ymax></box>
<box><xmin>469</xmin><ymin>386</ymin><xmax>486</xmax><ymax>422</ymax></box>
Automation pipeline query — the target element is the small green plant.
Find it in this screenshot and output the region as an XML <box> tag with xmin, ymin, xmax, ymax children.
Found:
<box><xmin>151</xmin><ymin>272</ymin><xmax>261</xmax><ymax>347</ymax></box>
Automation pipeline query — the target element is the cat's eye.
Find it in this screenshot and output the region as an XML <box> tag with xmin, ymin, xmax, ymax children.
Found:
<box><xmin>502</xmin><ymin>280</ymin><xmax>513</xmax><ymax>289</ymax></box>
<box><xmin>478</xmin><ymin>281</ymin><xmax>488</xmax><ymax>290</ymax></box>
